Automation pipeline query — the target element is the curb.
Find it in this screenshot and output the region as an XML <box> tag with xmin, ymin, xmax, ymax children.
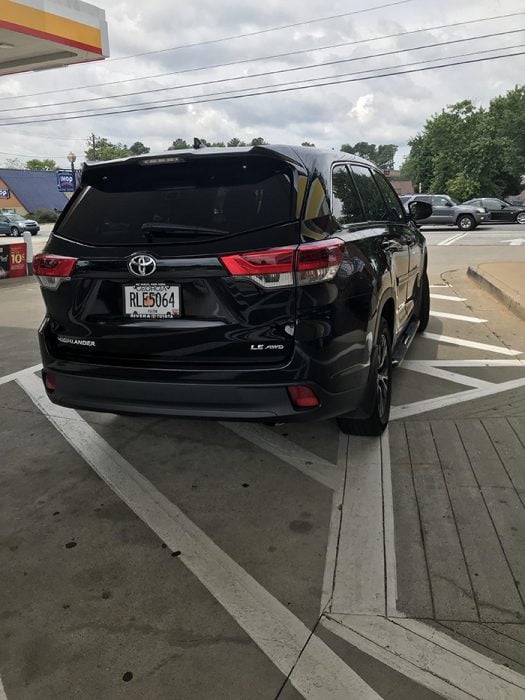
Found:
<box><xmin>467</xmin><ymin>266</ymin><xmax>525</xmax><ymax>323</ymax></box>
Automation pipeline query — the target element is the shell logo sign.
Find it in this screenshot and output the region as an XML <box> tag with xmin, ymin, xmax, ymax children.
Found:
<box><xmin>0</xmin><ymin>0</ymin><xmax>109</xmax><ymax>76</ymax></box>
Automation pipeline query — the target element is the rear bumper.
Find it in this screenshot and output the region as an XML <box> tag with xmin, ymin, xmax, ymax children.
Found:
<box><xmin>42</xmin><ymin>370</ymin><xmax>366</xmax><ymax>421</ymax></box>
<box><xmin>39</xmin><ymin>337</ymin><xmax>369</xmax><ymax>422</ymax></box>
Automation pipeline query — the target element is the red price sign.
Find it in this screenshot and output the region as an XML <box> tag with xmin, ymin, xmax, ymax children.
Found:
<box><xmin>9</xmin><ymin>242</ymin><xmax>26</xmax><ymax>277</ymax></box>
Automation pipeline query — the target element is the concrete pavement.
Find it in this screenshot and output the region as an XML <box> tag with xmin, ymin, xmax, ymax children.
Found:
<box><xmin>1</xmin><ymin>237</ymin><xmax>525</xmax><ymax>698</ymax></box>
<box><xmin>468</xmin><ymin>262</ymin><xmax>525</xmax><ymax>322</ymax></box>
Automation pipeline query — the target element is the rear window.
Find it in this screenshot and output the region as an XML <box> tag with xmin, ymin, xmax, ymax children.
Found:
<box><xmin>56</xmin><ymin>155</ymin><xmax>295</xmax><ymax>246</ymax></box>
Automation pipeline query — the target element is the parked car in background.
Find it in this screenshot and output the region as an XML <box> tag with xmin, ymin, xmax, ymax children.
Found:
<box><xmin>33</xmin><ymin>145</ymin><xmax>432</xmax><ymax>436</ymax></box>
<box><xmin>399</xmin><ymin>194</ymin><xmax>488</xmax><ymax>230</ymax></box>
<box><xmin>461</xmin><ymin>197</ymin><xmax>525</xmax><ymax>224</ymax></box>
<box><xmin>0</xmin><ymin>213</ymin><xmax>40</xmax><ymax>236</ymax></box>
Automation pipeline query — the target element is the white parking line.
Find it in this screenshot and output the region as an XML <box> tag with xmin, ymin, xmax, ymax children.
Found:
<box><xmin>323</xmin><ymin>615</ymin><xmax>525</xmax><ymax>700</ymax></box>
<box><xmin>0</xmin><ymin>677</ymin><xmax>7</xmax><ymax>700</ymax></box>
<box><xmin>222</xmin><ymin>423</ymin><xmax>340</xmax><ymax>490</ymax></box>
<box><xmin>429</xmin><ymin>310</ymin><xmax>487</xmax><ymax>323</ymax></box>
<box><xmin>422</xmin><ymin>332</ymin><xmax>522</xmax><ymax>355</ymax></box>
<box><xmin>402</xmin><ymin>361</ymin><xmax>494</xmax><ymax>389</ymax></box>
<box><xmin>429</xmin><ymin>294</ymin><xmax>467</xmax><ymax>302</ymax></box>
<box><xmin>18</xmin><ymin>372</ymin><xmax>380</xmax><ymax>700</ymax></box>
<box><xmin>429</xmin><ymin>284</ymin><xmax>449</xmax><ymax>288</ymax></box>
<box><xmin>438</xmin><ymin>232</ymin><xmax>468</xmax><ymax>246</ymax></box>
<box><xmin>411</xmin><ymin>359</ymin><xmax>525</xmax><ymax>367</ymax></box>
<box><xmin>0</xmin><ymin>364</ymin><xmax>42</xmax><ymax>386</ymax></box>
<box><xmin>391</xmin><ymin>376</ymin><xmax>525</xmax><ymax>420</ymax></box>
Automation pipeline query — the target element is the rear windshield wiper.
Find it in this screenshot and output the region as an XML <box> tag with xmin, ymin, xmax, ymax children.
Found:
<box><xmin>141</xmin><ymin>222</ymin><xmax>226</xmax><ymax>236</ymax></box>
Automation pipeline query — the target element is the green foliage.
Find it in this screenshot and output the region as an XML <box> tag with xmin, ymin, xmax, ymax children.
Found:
<box><xmin>340</xmin><ymin>142</ymin><xmax>397</xmax><ymax>169</ymax></box>
<box><xmin>28</xmin><ymin>207</ymin><xmax>59</xmax><ymax>223</ymax></box>
<box><xmin>227</xmin><ymin>138</ymin><xmax>246</xmax><ymax>147</ymax></box>
<box><xmin>26</xmin><ymin>159</ymin><xmax>57</xmax><ymax>171</ymax></box>
<box><xmin>301</xmin><ymin>141</ymin><xmax>315</xmax><ymax>147</ymax></box>
<box><xmin>168</xmin><ymin>138</ymin><xmax>190</xmax><ymax>150</ymax></box>
<box><xmin>85</xmin><ymin>136</ymin><xmax>133</xmax><ymax>161</ymax></box>
<box><xmin>128</xmin><ymin>141</ymin><xmax>150</xmax><ymax>155</ymax></box>
<box><xmin>402</xmin><ymin>88</ymin><xmax>525</xmax><ymax>198</ymax></box>
<box><xmin>250</xmin><ymin>137</ymin><xmax>267</xmax><ymax>146</ymax></box>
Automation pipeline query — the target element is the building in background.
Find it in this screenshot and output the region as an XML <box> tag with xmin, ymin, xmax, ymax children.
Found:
<box><xmin>0</xmin><ymin>0</ymin><xmax>108</xmax><ymax>76</ymax></box>
<box><xmin>383</xmin><ymin>169</ymin><xmax>414</xmax><ymax>196</ymax></box>
<box><xmin>0</xmin><ymin>168</ymin><xmax>70</xmax><ymax>214</ymax></box>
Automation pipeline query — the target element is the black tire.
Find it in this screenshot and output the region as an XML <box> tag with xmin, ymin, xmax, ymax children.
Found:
<box><xmin>457</xmin><ymin>214</ymin><xmax>475</xmax><ymax>231</ymax></box>
<box><xmin>10</xmin><ymin>226</ymin><xmax>19</xmax><ymax>236</ymax></box>
<box><xmin>416</xmin><ymin>271</ymin><xmax>430</xmax><ymax>333</ymax></box>
<box><xmin>516</xmin><ymin>212</ymin><xmax>525</xmax><ymax>225</ymax></box>
<box><xmin>337</xmin><ymin>317</ymin><xmax>392</xmax><ymax>436</ymax></box>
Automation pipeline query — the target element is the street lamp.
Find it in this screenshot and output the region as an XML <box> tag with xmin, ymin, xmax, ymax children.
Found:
<box><xmin>67</xmin><ymin>151</ymin><xmax>76</xmax><ymax>190</ymax></box>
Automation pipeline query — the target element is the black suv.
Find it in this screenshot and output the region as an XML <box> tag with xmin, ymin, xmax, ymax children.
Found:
<box><xmin>33</xmin><ymin>145</ymin><xmax>430</xmax><ymax>435</ymax></box>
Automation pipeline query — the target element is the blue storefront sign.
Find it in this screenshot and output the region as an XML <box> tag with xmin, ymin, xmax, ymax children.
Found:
<box><xmin>57</xmin><ymin>171</ymin><xmax>75</xmax><ymax>192</ymax></box>
<box><xmin>0</xmin><ymin>188</ymin><xmax>10</xmax><ymax>198</ymax></box>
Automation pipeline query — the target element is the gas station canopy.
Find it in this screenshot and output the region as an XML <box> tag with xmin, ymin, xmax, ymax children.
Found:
<box><xmin>0</xmin><ymin>0</ymin><xmax>109</xmax><ymax>76</ymax></box>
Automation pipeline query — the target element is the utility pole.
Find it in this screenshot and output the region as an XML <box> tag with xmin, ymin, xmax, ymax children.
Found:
<box><xmin>92</xmin><ymin>133</ymin><xmax>96</xmax><ymax>160</ymax></box>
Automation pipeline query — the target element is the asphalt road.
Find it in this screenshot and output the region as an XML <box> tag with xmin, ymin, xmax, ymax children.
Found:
<box><xmin>1</xmin><ymin>231</ymin><xmax>525</xmax><ymax>699</ymax></box>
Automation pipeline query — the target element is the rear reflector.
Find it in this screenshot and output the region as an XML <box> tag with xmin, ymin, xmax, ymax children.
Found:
<box><xmin>33</xmin><ymin>254</ymin><xmax>78</xmax><ymax>290</ymax></box>
<box><xmin>44</xmin><ymin>371</ymin><xmax>56</xmax><ymax>392</ymax></box>
<box><xmin>220</xmin><ymin>239</ymin><xmax>344</xmax><ymax>288</ymax></box>
<box><xmin>288</xmin><ymin>385</ymin><xmax>320</xmax><ymax>408</ymax></box>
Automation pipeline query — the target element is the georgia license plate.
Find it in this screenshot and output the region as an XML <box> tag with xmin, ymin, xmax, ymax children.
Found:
<box><xmin>124</xmin><ymin>283</ymin><xmax>180</xmax><ymax>318</ymax></box>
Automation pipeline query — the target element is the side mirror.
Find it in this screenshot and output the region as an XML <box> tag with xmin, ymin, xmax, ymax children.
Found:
<box><xmin>408</xmin><ymin>200</ymin><xmax>432</xmax><ymax>220</ymax></box>
<box><xmin>446</xmin><ymin>201</ymin><xmax>453</xmax><ymax>207</ymax></box>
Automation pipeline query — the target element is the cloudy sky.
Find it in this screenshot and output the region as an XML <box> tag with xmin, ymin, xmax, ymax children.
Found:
<box><xmin>1</xmin><ymin>0</ymin><xmax>524</xmax><ymax>169</ymax></box>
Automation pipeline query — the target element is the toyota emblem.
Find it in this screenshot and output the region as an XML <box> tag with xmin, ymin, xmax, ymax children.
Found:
<box><xmin>128</xmin><ymin>254</ymin><xmax>157</xmax><ymax>277</ymax></box>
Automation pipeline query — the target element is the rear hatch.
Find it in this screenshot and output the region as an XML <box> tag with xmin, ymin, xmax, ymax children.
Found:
<box><xmin>38</xmin><ymin>151</ymin><xmax>304</xmax><ymax>367</ymax></box>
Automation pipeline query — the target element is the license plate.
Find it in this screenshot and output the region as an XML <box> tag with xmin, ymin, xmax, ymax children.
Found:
<box><xmin>124</xmin><ymin>283</ymin><xmax>180</xmax><ymax>318</ymax></box>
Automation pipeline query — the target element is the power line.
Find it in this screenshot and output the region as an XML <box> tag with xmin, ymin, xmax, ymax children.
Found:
<box><xmin>102</xmin><ymin>0</ymin><xmax>415</xmax><ymax>63</ymax></box>
<box><xmin>2</xmin><ymin>28</ymin><xmax>521</xmax><ymax>115</ymax></box>
<box><xmin>1</xmin><ymin>10</ymin><xmax>521</xmax><ymax>103</ymax></box>
<box><xmin>1</xmin><ymin>49</ymin><xmax>522</xmax><ymax>127</ymax></box>
<box><xmin>0</xmin><ymin>150</ymin><xmax>69</xmax><ymax>159</ymax></box>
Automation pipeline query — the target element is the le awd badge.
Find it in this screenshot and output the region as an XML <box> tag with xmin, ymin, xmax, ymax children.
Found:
<box><xmin>250</xmin><ymin>344</ymin><xmax>284</xmax><ymax>351</ymax></box>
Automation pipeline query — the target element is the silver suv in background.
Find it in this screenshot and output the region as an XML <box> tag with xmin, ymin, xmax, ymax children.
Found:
<box><xmin>400</xmin><ymin>194</ymin><xmax>488</xmax><ymax>230</ymax></box>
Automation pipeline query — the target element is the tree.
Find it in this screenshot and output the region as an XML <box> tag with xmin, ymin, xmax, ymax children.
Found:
<box><xmin>401</xmin><ymin>90</ymin><xmax>525</xmax><ymax>199</ymax></box>
<box><xmin>227</xmin><ymin>137</ymin><xmax>246</xmax><ymax>147</ymax></box>
<box><xmin>301</xmin><ymin>141</ymin><xmax>315</xmax><ymax>147</ymax></box>
<box><xmin>85</xmin><ymin>136</ymin><xmax>131</xmax><ymax>161</ymax></box>
<box><xmin>250</xmin><ymin>137</ymin><xmax>267</xmax><ymax>146</ymax></box>
<box><xmin>168</xmin><ymin>138</ymin><xmax>190</xmax><ymax>150</ymax></box>
<box><xmin>26</xmin><ymin>159</ymin><xmax>57</xmax><ymax>171</ymax></box>
<box><xmin>128</xmin><ymin>141</ymin><xmax>150</xmax><ymax>156</ymax></box>
<box><xmin>340</xmin><ymin>142</ymin><xmax>397</xmax><ymax>169</ymax></box>
<box><xmin>2</xmin><ymin>157</ymin><xmax>24</xmax><ymax>169</ymax></box>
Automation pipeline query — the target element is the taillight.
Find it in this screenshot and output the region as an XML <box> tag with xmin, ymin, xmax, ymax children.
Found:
<box><xmin>296</xmin><ymin>239</ymin><xmax>345</xmax><ymax>286</ymax></box>
<box><xmin>220</xmin><ymin>246</ymin><xmax>295</xmax><ymax>288</ymax></box>
<box><xmin>33</xmin><ymin>254</ymin><xmax>78</xmax><ymax>290</ymax></box>
<box><xmin>288</xmin><ymin>385</ymin><xmax>320</xmax><ymax>408</ymax></box>
<box><xmin>220</xmin><ymin>239</ymin><xmax>344</xmax><ymax>288</ymax></box>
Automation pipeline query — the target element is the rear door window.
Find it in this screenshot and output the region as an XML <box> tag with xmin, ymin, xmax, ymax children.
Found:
<box><xmin>56</xmin><ymin>155</ymin><xmax>296</xmax><ymax>246</ymax></box>
<box><xmin>372</xmin><ymin>172</ymin><xmax>406</xmax><ymax>222</ymax></box>
<box><xmin>331</xmin><ymin>164</ymin><xmax>364</xmax><ymax>225</ymax></box>
<box><xmin>350</xmin><ymin>165</ymin><xmax>389</xmax><ymax>221</ymax></box>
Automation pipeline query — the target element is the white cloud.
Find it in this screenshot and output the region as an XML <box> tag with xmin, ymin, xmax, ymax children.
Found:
<box><xmin>0</xmin><ymin>0</ymin><xmax>523</xmax><ymax>169</ymax></box>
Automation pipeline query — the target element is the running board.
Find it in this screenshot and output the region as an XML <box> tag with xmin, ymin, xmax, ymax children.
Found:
<box><xmin>392</xmin><ymin>320</ymin><xmax>419</xmax><ymax>366</ymax></box>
